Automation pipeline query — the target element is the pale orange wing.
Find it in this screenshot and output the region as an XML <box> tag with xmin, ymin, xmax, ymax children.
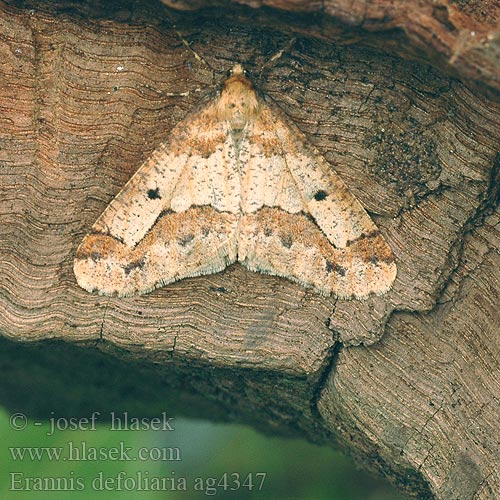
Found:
<box><xmin>237</xmin><ymin>103</ymin><xmax>396</xmax><ymax>298</ymax></box>
<box><xmin>74</xmin><ymin>100</ymin><xmax>239</xmax><ymax>296</ymax></box>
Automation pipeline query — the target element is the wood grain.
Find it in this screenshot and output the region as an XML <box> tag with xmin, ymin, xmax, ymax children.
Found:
<box><xmin>319</xmin><ymin>207</ymin><xmax>500</xmax><ymax>499</ymax></box>
<box><xmin>0</xmin><ymin>0</ymin><xmax>498</xmax><ymax>498</ymax></box>
<box><xmin>160</xmin><ymin>0</ymin><xmax>500</xmax><ymax>99</ymax></box>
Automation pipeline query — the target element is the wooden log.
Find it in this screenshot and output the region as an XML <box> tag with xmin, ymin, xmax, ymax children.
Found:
<box><xmin>0</xmin><ymin>0</ymin><xmax>498</xmax><ymax>497</ymax></box>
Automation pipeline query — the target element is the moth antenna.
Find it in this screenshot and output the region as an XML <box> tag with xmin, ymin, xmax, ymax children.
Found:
<box><xmin>164</xmin><ymin>14</ymin><xmax>217</xmax><ymax>86</ymax></box>
<box><xmin>258</xmin><ymin>37</ymin><xmax>296</xmax><ymax>84</ymax></box>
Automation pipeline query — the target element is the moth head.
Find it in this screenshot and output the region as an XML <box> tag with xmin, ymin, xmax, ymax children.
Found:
<box><xmin>227</xmin><ymin>64</ymin><xmax>248</xmax><ymax>78</ymax></box>
<box><xmin>218</xmin><ymin>64</ymin><xmax>259</xmax><ymax>127</ymax></box>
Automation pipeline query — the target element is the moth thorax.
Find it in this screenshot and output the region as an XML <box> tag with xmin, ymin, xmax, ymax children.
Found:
<box><xmin>218</xmin><ymin>82</ymin><xmax>259</xmax><ymax>129</ymax></box>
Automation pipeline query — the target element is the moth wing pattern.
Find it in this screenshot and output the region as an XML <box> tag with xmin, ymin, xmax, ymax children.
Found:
<box><xmin>74</xmin><ymin>99</ymin><xmax>240</xmax><ymax>296</ymax></box>
<box><xmin>238</xmin><ymin>100</ymin><xmax>397</xmax><ymax>298</ymax></box>
<box><xmin>74</xmin><ymin>64</ymin><xmax>397</xmax><ymax>299</ymax></box>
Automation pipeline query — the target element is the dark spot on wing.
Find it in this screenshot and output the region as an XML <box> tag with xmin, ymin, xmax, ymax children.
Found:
<box><xmin>325</xmin><ymin>260</ymin><xmax>346</xmax><ymax>276</ymax></box>
<box><xmin>346</xmin><ymin>230</ymin><xmax>381</xmax><ymax>246</ymax></box>
<box><xmin>280</xmin><ymin>234</ymin><xmax>293</xmax><ymax>248</ymax></box>
<box><xmin>147</xmin><ymin>188</ymin><xmax>161</xmax><ymax>200</ymax></box>
<box><xmin>263</xmin><ymin>226</ymin><xmax>273</xmax><ymax>237</ymax></box>
<box><xmin>314</xmin><ymin>190</ymin><xmax>328</xmax><ymax>201</ymax></box>
<box><xmin>123</xmin><ymin>258</ymin><xmax>145</xmax><ymax>275</ymax></box>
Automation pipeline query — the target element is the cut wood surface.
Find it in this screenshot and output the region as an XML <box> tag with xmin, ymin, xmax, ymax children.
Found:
<box><xmin>0</xmin><ymin>0</ymin><xmax>498</xmax><ymax>498</ymax></box>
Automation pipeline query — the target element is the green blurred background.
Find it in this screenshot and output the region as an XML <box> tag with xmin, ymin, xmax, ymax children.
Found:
<box><xmin>0</xmin><ymin>407</ymin><xmax>404</xmax><ymax>499</ymax></box>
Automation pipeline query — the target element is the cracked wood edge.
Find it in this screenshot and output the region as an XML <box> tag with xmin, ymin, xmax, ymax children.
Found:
<box><xmin>0</xmin><ymin>1</ymin><xmax>499</xmax><ymax>498</ymax></box>
<box><xmin>318</xmin><ymin>207</ymin><xmax>500</xmax><ymax>498</ymax></box>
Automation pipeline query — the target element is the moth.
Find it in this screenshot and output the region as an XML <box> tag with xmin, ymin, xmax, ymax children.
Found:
<box><xmin>74</xmin><ymin>64</ymin><xmax>396</xmax><ymax>298</ymax></box>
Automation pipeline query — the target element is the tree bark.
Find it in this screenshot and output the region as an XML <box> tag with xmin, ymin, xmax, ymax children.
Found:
<box><xmin>0</xmin><ymin>0</ymin><xmax>498</xmax><ymax>498</ymax></box>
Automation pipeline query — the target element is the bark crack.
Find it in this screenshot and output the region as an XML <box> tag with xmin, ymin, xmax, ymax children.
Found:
<box><xmin>309</xmin><ymin>332</ymin><xmax>341</xmax><ymax>425</ymax></box>
<box><xmin>432</xmin><ymin>153</ymin><xmax>500</xmax><ymax>306</ymax></box>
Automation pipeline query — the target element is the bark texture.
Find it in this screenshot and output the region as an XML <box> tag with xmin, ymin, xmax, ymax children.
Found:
<box><xmin>0</xmin><ymin>0</ymin><xmax>498</xmax><ymax>498</ymax></box>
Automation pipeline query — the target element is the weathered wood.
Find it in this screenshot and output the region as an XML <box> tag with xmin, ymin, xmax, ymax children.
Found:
<box><xmin>0</xmin><ymin>0</ymin><xmax>498</xmax><ymax>498</ymax></box>
<box><xmin>160</xmin><ymin>0</ymin><xmax>500</xmax><ymax>100</ymax></box>
<box><xmin>319</xmin><ymin>207</ymin><xmax>500</xmax><ymax>499</ymax></box>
